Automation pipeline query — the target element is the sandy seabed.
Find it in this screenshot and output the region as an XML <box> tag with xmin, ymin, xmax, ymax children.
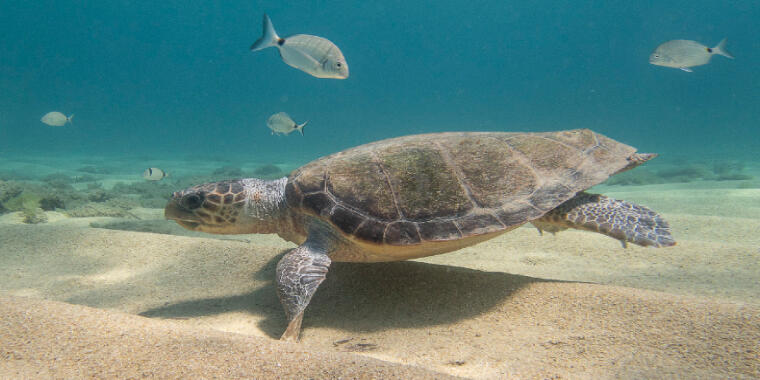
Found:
<box><xmin>1</xmin><ymin>182</ymin><xmax>759</xmax><ymax>379</ymax></box>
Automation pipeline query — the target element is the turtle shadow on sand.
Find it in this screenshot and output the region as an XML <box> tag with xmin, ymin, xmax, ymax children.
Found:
<box><xmin>139</xmin><ymin>251</ymin><xmax>563</xmax><ymax>339</ymax></box>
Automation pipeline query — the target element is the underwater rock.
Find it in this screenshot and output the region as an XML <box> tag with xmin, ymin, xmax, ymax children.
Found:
<box><xmin>2</xmin><ymin>189</ymin><xmax>48</xmax><ymax>223</ymax></box>
<box><xmin>0</xmin><ymin>180</ymin><xmax>24</xmax><ymax>212</ymax></box>
<box><xmin>106</xmin><ymin>197</ymin><xmax>140</xmax><ymax>210</ymax></box>
<box><xmin>87</xmin><ymin>189</ymin><xmax>111</xmax><ymax>202</ymax></box>
<box><xmin>656</xmin><ymin>164</ymin><xmax>714</xmax><ymax>182</ymax></box>
<box><xmin>42</xmin><ymin>173</ymin><xmax>75</xmax><ymax>190</ymax></box>
<box><xmin>737</xmin><ymin>181</ymin><xmax>760</xmax><ymax>189</ymax></box>
<box><xmin>65</xmin><ymin>196</ymin><xmax>140</xmax><ymax>218</ymax></box>
<box><xmin>212</xmin><ymin>166</ymin><xmax>244</xmax><ymax>178</ymax></box>
<box><xmin>22</xmin><ymin>207</ymin><xmax>48</xmax><ymax>224</ymax></box>
<box><xmin>139</xmin><ymin>198</ymin><xmax>171</xmax><ymax>208</ymax></box>
<box><xmin>3</xmin><ymin>192</ymin><xmax>43</xmax><ymax>213</ymax></box>
<box><xmin>0</xmin><ymin>179</ymin><xmax>85</xmax><ymax>215</ymax></box>
<box><xmin>252</xmin><ymin>164</ymin><xmax>284</xmax><ymax>179</ymax></box>
<box><xmin>715</xmin><ymin>173</ymin><xmax>753</xmax><ymax>181</ymax></box>
<box><xmin>111</xmin><ymin>181</ymin><xmax>173</xmax><ymax>197</ymax></box>
<box><xmin>109</xmin><ymin>182</ymin><xmax>176</xmax><ymax>208</ymax></box>
<box><xmin>65</xmin><ymin>203</ymin><xmax>134</xmax><ymax>218</ymax></box>
<box><xmin>0</xmin><ymin>171</ymin><xmax>34</xmax><ymax>181</ymax></box>
<box><xmin>604</xmin><ymin>169</ymin><xmax>664</xmax><ymax>186</ymax></box>
<box><xmin>105</xmin><ymin>181</ymin><xmax>176</xmax><ymax>209</ymax></box>
<box><xmin>73</xmin><ymin>174</ymin><xmax>97</xmax><ymax>183</ymax></box>
<box><xmin>713</xmin><ymin>160</ymin><xmax>744</xmax><ymax>175</ymax></box>
<box><xmin>605</xmin><ymin>163</ymin><xmax>736</xmax><ymax>186</ymax></box>
<box><xmin>712</xmin><ymin>161</ymin><xmax>753</xmax><ymax>181</ymax></box>
<box><xmin>253</xmin><ymin>164</ymin><xmax>282</xmax><ymax>176</ymax></box>
<box><xmin>77</xmin><ymin>166</ymin><xmax>113</xmax><ymax>174</ymax></box>
<box><xmin>39</xmin><ymin>195</ymin><xmax>65</xmax><ymax>211</ymax></box>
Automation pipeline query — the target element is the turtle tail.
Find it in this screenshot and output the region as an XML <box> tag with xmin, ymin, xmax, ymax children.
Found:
<box><xmin>532</xmin><ymin>192</ymin><xmax>676</xmax><ymax>248</ymax></box>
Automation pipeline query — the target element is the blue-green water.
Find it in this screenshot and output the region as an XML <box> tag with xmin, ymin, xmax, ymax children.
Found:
<box><xmin>1</xmin><ymin>3</ymin><xmax>760</xmax><ymax>377</ymax></box>
<box><xmin>1</xmin><ymin>1</ymin><xmax>758</xmax><ymax>164</ymax></box>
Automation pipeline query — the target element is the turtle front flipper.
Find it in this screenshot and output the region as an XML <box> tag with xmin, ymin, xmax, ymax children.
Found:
<box><xmin>532</xmin><ymin>192</ymin><xmax>676</xmax><ymax>248</ymax></box>
<box><xmin>275</xmin><ymin>232</ymin><xmax>331</xmax><ymax>341</ymax></box>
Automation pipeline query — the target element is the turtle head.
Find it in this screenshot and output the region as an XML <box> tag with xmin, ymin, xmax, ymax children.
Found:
<box><xmin>165</xmin><ymin>178</ymin><xmax>287</xmax><ymax>234</ymax></box>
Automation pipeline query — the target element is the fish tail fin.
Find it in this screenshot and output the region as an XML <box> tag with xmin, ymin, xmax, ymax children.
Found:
<box><xmin>296</xmin><ymin>121</ymin><xmax>308</xmax><ymax>136</ymax></box>
<box><xmin>67</xmin><ymin>114</ymin><xmax>74</xmax><ymax>124</ymax></box>
<box><xmin>250</xmin><ymin>14</ymin><xmax>281</xmax><ymax>51</ymax></box>
<box><xmin>713</xmin><ymin>38</ymin><xmax>734</xmax><ymax>59</ymax></box>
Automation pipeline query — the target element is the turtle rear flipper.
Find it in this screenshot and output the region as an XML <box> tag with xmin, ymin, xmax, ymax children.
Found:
<box><xmin>533</xmin><ymin>192</ymin><xmax>676</xmax><ymax>248</ymax></box>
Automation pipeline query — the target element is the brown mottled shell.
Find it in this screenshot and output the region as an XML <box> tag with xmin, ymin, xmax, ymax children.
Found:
<box><xmin>286</xmin><ymin>129</ymin><xmax>641</xmax><ymax>246</ymax></box>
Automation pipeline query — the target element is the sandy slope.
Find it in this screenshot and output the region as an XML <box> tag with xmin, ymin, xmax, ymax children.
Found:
<box><xmin>0</xmin><ymin>295</ymin><xmax>455</xmax><ymax>379</ymax></box>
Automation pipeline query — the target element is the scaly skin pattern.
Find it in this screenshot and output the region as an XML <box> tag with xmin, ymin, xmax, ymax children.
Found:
<box><xmin>275</xmin><ymin>230</ymin><xmax>331</xmax><ymax>341</ymax></box>
<box><xmin>535</xmin><ymin>192</ymin><xmax>676</xmax><ymax>247</ymax></box>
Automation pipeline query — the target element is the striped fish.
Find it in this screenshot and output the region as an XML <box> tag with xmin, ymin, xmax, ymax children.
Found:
<box><xmin>250</xmin><ymin>14</ymin><xmax>349</xmax><ymax>79</ymax></box>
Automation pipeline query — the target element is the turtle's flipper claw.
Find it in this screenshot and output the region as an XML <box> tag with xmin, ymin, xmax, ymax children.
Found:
<box><xmin>280</xmin><ymin>312</ymin><xmax>304</xmax><ymax>342</ymax></box>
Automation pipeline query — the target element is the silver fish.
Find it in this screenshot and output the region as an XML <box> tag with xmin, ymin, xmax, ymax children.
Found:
<box><xmin>649</xmin><ymin>38</ymin><xmax>734</xmax><ymax>72</ymax></box>
<box><xmin>267</xmin><ymin>112</ymin><xmax>308</xmax><ymax>136</ymax></box>
<box><xmin>142</xmin><ymin>167</ymin><xmax>168</xmax><ymax>181</ymax></box>
<box><xmin>41</xmin><ymin>111</ymin><xmax>73</xmax><ymax>127</ymax></box>
<box><xmin>250</xmin><ymin>14</ymin><xmax>349</xmax><ymax>79</ymax></box>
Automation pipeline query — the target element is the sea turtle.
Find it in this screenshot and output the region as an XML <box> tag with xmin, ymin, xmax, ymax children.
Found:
<box><xmin>165</xmin><ymin>129</ymin><xmax>675</xmax><ymax>341</ymax></box>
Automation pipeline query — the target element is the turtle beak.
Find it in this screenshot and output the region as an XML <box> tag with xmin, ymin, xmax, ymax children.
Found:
<box><xmin>164</xmin><ymin>197</ymin><xmax>201</xmax><ymax>230</ymax></box>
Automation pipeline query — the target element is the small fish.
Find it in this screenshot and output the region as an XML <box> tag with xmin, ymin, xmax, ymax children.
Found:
<box><xmin>250</xmin><ymin>14</ymin><xmax>349</xmax><ymax>79</ymax></box>
<box><xmin>142</xmin><ymin>167</ymin><xmax>168</xmax><ymax>181</ymax></box>
<box><xmin>267</xmin><ymin>112</ymin><xmax>308</xmax><ymax>136</ymax></box>
<box><xmin>41</xmin><ymin>111</ymin><xmax>74</xmax><ymax>126</ymax></box>
<box><xmin>649</xmin><ymin>38</ymin><xmax>734</xmax><ymax>72</ymax></box>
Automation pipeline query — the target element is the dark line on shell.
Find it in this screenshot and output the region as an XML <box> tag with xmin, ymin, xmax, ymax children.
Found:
<box><xmin>432</xmin><ymin>140</ymin><xmax>482</xmax><ymax>209</ymax></box>
<box><xmin>488</xmin><ymin>210</ymin><xmax>507</xmax><ymax>228</ymax></box>
<box><xmin>351</xmin><ymin>219</ymin><xmax>367</xmax><ymax>234</ymax></box>
<box><xmin>451</xmin><ymin>220</ymin><xmax>464</xmax><ymax>237</ymax></box>
<box><xmin>536</xmin><ymin>134</ymin><xmax>586</xmax><ymax>154</ymax></box>
<box><xmin>412</xmin><ymin>222</ymin><xmax>422</xmax><ymax>242</ymax></box>
<box><xmin>584</xmin><ymin>130</ymin><xmax>602</xmax><ymax>154</ymax></box>
<box><xmin>501</xmin><ymin>137</ymin><xmax>543</xmax><ymax>200</ymax></box>
<box><xmin>369</xmin><ymin>150</ymin><xmax>404</xmax><ymax>220</ymax></box>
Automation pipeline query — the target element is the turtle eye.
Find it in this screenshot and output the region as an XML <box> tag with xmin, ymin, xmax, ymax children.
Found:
<box><xmin>183</xmin><ymin>193</ymin><xmax>204</xmax><ymax>210</ymax></box>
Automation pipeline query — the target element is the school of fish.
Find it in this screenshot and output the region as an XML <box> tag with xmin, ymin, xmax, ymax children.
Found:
<box><xmin>38</xmin><ymin>13</ymin><xmax>737</xmax><ymax>181</ymax></box>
